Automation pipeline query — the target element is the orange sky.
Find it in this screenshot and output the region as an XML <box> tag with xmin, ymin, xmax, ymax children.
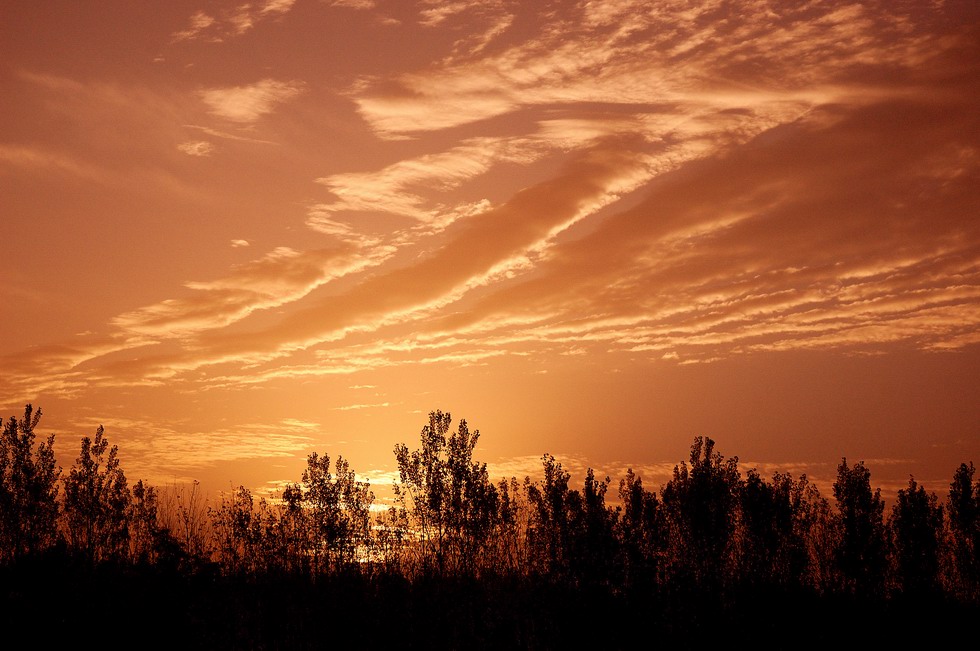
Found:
<box><xmin>2</xmin><ymin>0</ymin><xmax>978</xmax><ymax>504</ymax></box>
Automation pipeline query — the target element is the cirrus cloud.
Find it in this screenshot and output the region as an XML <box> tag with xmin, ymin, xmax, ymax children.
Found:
<box><xmin>199</xmin><ymin>79</ymin><xmax>306</xmax><ymax>123</ymax></box>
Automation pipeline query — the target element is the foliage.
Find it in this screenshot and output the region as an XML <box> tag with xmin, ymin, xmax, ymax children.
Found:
<box><xmin>0</xmin><ymin>404</ymin><xmax>60</xmax><ymax>561</ymax></box>
<box><xmin>283</xmin><ymin>452</ymin><xmax>374</xmax><ymax>574</ymax></box>
<box><xmin>890</xmin><ymin>476</ymin><xmax>943</xmax><ymax>596</ymax></box>
<box><xmin>947</xmin><ymin>462</ymin><xmax>980</xmax><ymax>599</ymax></box>
<box><xmin>661</xmin><ymin>436</ymin><xmax>741</xmax><ymax>587</ymax></box>
<box><xmin>616</xmin><ymin>468</ymin><xmax>666</xmax><ymax>588</ymax></box>
<box><xmin>62</xmin><ymin>424</ymin><xmax>131</xmax><ymax>563</ymax></box>
<box><xmin>128</xmin><ymin>478</ymin><xmax>178</xmax><ymax>565</ymax></box>
<box><xmin>2</xmin><ymin>404</ymin><xmax>980</xmax><ymax>645</ymax></box>
<box><xmin>393</xmin><ymin>411</ymin><xmax>499</xmax><ymax>575</ymax></box>
<box><xmin>833</xmin><ymin>458</ymin><xmax>887</xmax><ymax>595</ymax></box>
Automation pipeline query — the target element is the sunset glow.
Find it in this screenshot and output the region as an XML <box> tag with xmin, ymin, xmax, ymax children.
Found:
<box><xmin>2</xmin><ymin>0</ymin><xmax>978</xmax><ymax>501</ymax></box>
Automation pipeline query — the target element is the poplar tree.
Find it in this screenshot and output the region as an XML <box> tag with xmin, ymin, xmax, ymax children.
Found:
<box><xmin>63</xmin><ymin>425</ymin><xmax>131</xmax><ymax>564</ymax></box>
<box><xmin>0</xmin><ymin>405</ymin><xmax>60</xmax><ymax>561</ymax></box>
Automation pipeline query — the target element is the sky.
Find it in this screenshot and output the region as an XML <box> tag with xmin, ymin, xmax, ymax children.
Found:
<box><xmin>1</xmin><ymin>0</ymin><xmax>978</xmax><ymax>505</ymax></box>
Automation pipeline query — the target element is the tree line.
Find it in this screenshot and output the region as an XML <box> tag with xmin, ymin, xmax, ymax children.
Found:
<box><xmin>2</xmin><ymin>405</ymin><xmax>978</xmax><ymax>646</ymax></box>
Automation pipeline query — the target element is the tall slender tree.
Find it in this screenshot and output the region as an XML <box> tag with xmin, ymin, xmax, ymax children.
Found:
<box><xmin>947</xmin><ymin>462</ymin><xmax>980</xmax><ymax>599</ymax></box>
<box><xmin>393</xmin><ymin>411</ymin><xmax>498</xmax><ymax>575</ymax></box>
<box><xmin>833</xmin><ymin>458</ymin><xmax>886</xmax><ymax>596</ymax></box>
<box><xmin>890</xmin><ymin>476</ymin><xmax>942</xmax><ymax>596</ymax></box>
<box><xmin>661</xmin><ymin>437</ymin><xmax>741</xmax><ymax>588</ymax></box>
<box><xmin>62</xmin><ymin>425</ymin><xmax>131</xmax><ymax>564</ymax></box>
<box><xmin>0</xmin><ymin>405</ymin><xmax>60</xmax><ymax>561</ymax></box>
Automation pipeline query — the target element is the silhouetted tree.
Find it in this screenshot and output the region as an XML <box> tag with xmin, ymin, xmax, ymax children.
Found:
<box><xmin>62</xmin><ymin>425</ymin><xmax>131</xmax><ymax>564</ymax></box>
<box><xmin>739</xmin><ymin>470</ymin><xmax>788</xmax><ymax>586</ymax></box>
<box><xmin>283</xmin><ymin>452</ymin><xmax>374</xmax><ymax>574</ymax></box>
<box><xmin>372</xmin><ymin>504</ymin><xmax>409</xmax><ymax>573</ymax></box>
<box><xmin>615</xmin><ymin>468</ymin><xmax>666</xmax><ymax>589</ymax></box>
<box><xmin>212</xmin><ymin>485</ymin><xmax>264</xmax><ymax>575</ymax></box>
<box><xmin>947</xmin><ymin>462</ymin><xmax>980</xmax><ymax>600</ymax></box>
<box><xmin>159</xmin><ymin>480</ymin><xmax>211</xmax><ymax>564</ymax></box>
<box><xmin>5</xmin><ymin>403</ymin><xmax>980</xmax><ymax>646</ymax></box>
<box><xmin>790</xmin><ymin>475</ymin><xmax>837</xmax><ymax>593</ymax></box>
<box><xmin>393</xmin><ymin>411</ymin><xmax>498</xmax><ymax>575</ymax></box>
<box><xmin>889</xmin><ymin>476</ymin><xmax>942</xmax><ymax>597</ymax></box>
<box><xmin>573</xmin><ymin>467</ymin><xmax>617</xmax><ymax>585</ymax></box>
<box><xmin>526</xmin><ymin>453</ymin><xmax>577</xmax><ymax>578</ymax></box>
<box><xmin>443</xmin><ymin>416</ymin><xmax>500</xmax><ymax>572</ymax></box>
<box><xmin>661</xmin><ymin>437</ymin><xmax>741</xmax><ymax>589</ymax></box>
<box><xmin>492</xmin><ymin>475</ymin><xmax>533</xmax><ymax>575</ymax></box>
<box><xmin>833</xmin><ymin>458</ymin><xmax>886</xmax><ymax>596</ymax></box>
<box><xmin>128</xmin><ymin>478</ymin><xmax>177</xmax><ymax>565</ymax></box>
<box><xmin>0</xmin><ymin>404</ymin><xmax>60</xmax><ymax>561</ymax></box>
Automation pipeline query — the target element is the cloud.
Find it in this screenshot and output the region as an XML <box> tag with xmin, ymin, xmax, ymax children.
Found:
<box><xmin>13</xmin><ymin>138</ymin><xmax>651</xmax><ymax>393</ymax></box>
<box><xmin>199</xmin><ymin>79</ymin><xmax>306</xmax><ymax>123</ymax></box>
<box><xmin>333</xmin><ymin>402</ymin><xmax>390</xmax><ymax>411</ymax></box>
<box><xmin>262</xmin><ymin>0</ymin><xmax>298</xmax><ymax>16</ymax></box>
<box><xmin>177</xmin><ymin>140</ymin><xmax>215</xmax><ymax>156</ymax></box>
<box><xmin>311</xmin><ymin>135</ymin><xmax>546</xmax><ymax>224</ymax></box>
<box><xmin>0</xmin><ymin>143</ymin><xmax>108</xmax><ymax>182</ymax></box>
<box><xmin>388</xmin><ymin>89</ymin><xmax>980</xmax><ymax>362</ymax></box>
<box><xmin>188</xmin><ymin>140</ymin><xmax>652</xmax><ymax>359</ymax></box>
<box><xmin>230</xmin><ymin>239</ymin><xmax>251</xmax><ymax>248</ymax></box>
<box><xmin>111</xmin><ymin>244</ymin><xmax>388</xmax><ymax>338</ymax></box>
<box><xmin>10</xmin><ymin>71</ymin><xmax>212</xmax><ymax>196</ymax></box>
<box><xmin>329</xmin><ymin>0</ymin><xmax>376</xmax><ymax>9</ymax></box>
<box><xmin>309</xmin><ymin>110</ymin><xmax>730</xmax><ymax>233</ymax></box>
<box><xmin>350</xmin><ymin>0</ymin><xmax>964</xmax><ymax>137</ymax></box>
<box><xmin>171</xmin><ymin>10</ymin><xmax>217</xmax><ymax>42</ymax></box>
<box><xmin>3</xmin><ymin>0</ymin><xmax>977</xmax><ymax>419</ymax></box>
<box><xmin>172</xmin><ymin>1</ymin><xmax>298</xmax><ymax>42</ymax></box>
<box><xmin>97</xmin><ymin>416</ymin><xmax>318</xmax><ymax>484</ymax></box>
<box><xmin>183</xmin><ymin>124</ymin><xmax>277</xmax><ymax>144</ymax></box>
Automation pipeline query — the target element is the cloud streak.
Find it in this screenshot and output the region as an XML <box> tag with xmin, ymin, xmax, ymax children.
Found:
<box><xmin>112</xmin><ymin>245</ymin><xmax>390</xmax><ymax>338</ymax></box>
<box><xmin>199</xmin><ymin>79</ymin><xmax>306</xmax><ymax>123</ymax></box>
<box><xmin>2</xmin><ymin>0</ymin><xmax>978</xmax><ymax>496</ymax></box>
<box><xmin>172</xmin><ymin>1</ymin><xmax>297</xmax><ymax>42</ymax></box>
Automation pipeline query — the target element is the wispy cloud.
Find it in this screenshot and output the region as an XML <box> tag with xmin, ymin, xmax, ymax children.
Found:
<box><xmin>172</xmin><ymin>1</ymin><xmax>298</xmax><ymax>42</ymax></box>
<box><xmin>177</xmin><ymin>140</ymin><xmax>215</xmax><ymax>156</ymax></box>
<box><xmin>312</xmin><ymin>135</ymin><xmax>546</xmax><ymax>224</ymax></box>
<box><xmin>199</xmin><ymin>79</ymin><xmax>306</xmax><ymax>123</ymax></box>
<box><xmin>172</xmin><ymin>10</ymin><xmax>218</xmax><ymax>42</ymax></box>
<box><xmin>329</xmin><ymin>0</ymin><xmax>376</xmax><ymax>9</ymax></box>
<box><xmin>95</xmin><ymin>416</ymin><xmax>317</xmax><ymax>484</ymax></box>
<box><xmin>2</xmin><ymin>0</ymin><xmax>977</xmax><ymax>491</ymax></box>
<box><xmin>351</xmin><ymin>0</ymin><xmax>960</xmax><ymax>137</ymax></box>
<box><xmin>0</xmin><ymin>143</ymin><xmax>108</xmax><ymax>182</ymax></box>
<box><xmin>333</xmin><ymin>402</ymin><xmax>390</xmax><ymax>411</ymax></box>
<box><xmin>183</xmin><ymin>124</ymin><xmax>277</xmax><ymax>144</ymax></box>
<box><xmin>112</xmin><ymin>245</ymin><xmax>387</xmax><ymax>338</ymax></box>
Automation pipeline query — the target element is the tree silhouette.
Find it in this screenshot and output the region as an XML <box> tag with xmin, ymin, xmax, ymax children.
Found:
<box><xmin>833</xmin><ymin>458</ymin><xmax>886</xmax><ymax>596</ymax></box>
<box><xmin>0</xmin><ymin>404</ymin><xmax>60</xmax><ymax>561</ymax></box>
<box><xmin>526</xmin><ymin>453</ymin><xmax>576</xmax><ymax>578</ymax></box>
<box><xmin>889</xmin><ymin>476</ymin><xmax>942</xmax><ymax>597</ymax></box>
<box><xmin>63</xmin><ymin>425</ymin><xmax>131</xmax><ymax>564</ymax></box>
<box><xmin>574</xmin><ymin>467</ymin><xmax>617</xmax><ymax>586</ymax></box>
<box><xmin>947</xmin><ymin>462</ymin><xmax>980</xmax><ymax>600</ymax></box>
<box><xmin>661</xmin><ymin>436</ymin><xmax>741</xmax><ymax>589</ymax></box>
<box><xmin>283</xmin><ymin>452</ymin><xmax>374</xmax><ymax>574</ymax></box>
<box><xmin>393</xmin><ymin>411</ymin><xmax>499</xmax><ymax>575</ymax></box>
<box><xmin>159</xmin><ymin>479</ymin><xmax>211</xmax><ymax>564</ymax></box>
<box><xmin>3</xmin><ymin>404</ymin><xmax>980</xmax><ymax>646</ymax></box>
<box><xmin>128</xmin><ymin>478</ymin><xmax>177</xmax><ymax>565</ymax></box>
<box><xmin>492</xmin><ymin>475</ymin><xmax>533</xmax><ymax>576</ymax></box>
<box><xmin>615</xmin><ymin>468</ymin><xmax>666</xmax><ymax>589</ymax></box>
<box><xmin>212</xmin><ymin>485</ymin><xmax>264</xmax><ymax>575</ymax></box>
